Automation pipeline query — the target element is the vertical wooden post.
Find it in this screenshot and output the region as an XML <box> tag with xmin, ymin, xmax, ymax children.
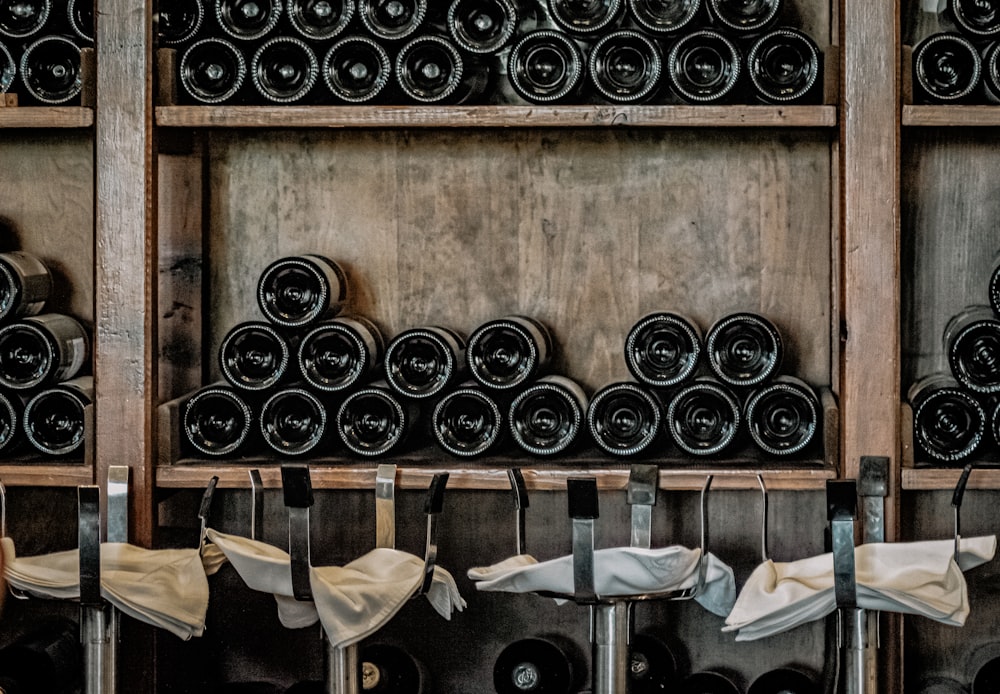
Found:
<box><xmin>840</xmin><ymin>1</ymin><xmax>901</xmax><ymax>692</ymax></box>
<box><xmin>94</xmin><ymin>0</ymin><xmax>157</xmax><ymax>548</ymax></box>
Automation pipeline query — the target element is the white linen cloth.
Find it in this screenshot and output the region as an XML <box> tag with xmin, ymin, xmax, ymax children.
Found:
<box><xmin>205</xmin><ymin>529</ymin><xmax>466</xmax><ymax>648</ymax></box>
<box><xmin>467</xmin><ymin>546</ymin><xmax>737</xmax><ymax>617</ymax></box>
<box><xmin>724</xmin><ymin>536</ymin><xmax>997</xmax><ymax>641</ymax></box>
<box><xmin>1</xmin><ymin>536</ymin><xmax>225</xmax><ymax>640</ymax></box>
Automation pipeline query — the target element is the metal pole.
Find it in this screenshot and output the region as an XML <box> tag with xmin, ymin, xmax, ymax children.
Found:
<box><xmin>591</xmin><ymin>601</ymin><xmax>631</xmax><ymax>694</ymax></box>
<box><xmin>327</xmin><ymin>641</ymin><xmax>360</xmax><ymax>694</ymax></box>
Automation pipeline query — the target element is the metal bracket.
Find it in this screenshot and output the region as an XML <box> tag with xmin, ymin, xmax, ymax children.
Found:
<box><xmin>249</xmin><ymin>469</ymin><xmax>264</xmax><ymax>541</ymax></box>
<box><xmin>281</xmin><ymin>464</ymin><xmax>314</xmax><ymax>602</ymax></box>
<box><xmin>827</xmin><ymin>479</ymin><xmax>858</xmax><ymax>610</ymax></box>
<box><xmin>627</xmin><ymin>464</ymin><xmax>658</xmax><ymax>550</ymax></box>
<box><xmin>507</xmin><ymin>468</ymin><xmax>529</xmax><ymax>556</ymax></box>
<box><xmin>952</xmin><ymin>463</ymin><xmax>974</xmax><ymax>561</ymax></box>
<box><xmin>568</xmin><ymin>477</ymin><xmax>599</xmax><ymax>603</ymax></box>
<box><xmin>376</xmin><ymin>464</ymin><xmax>397</xmax><ymax>550</ymax></box>
<box><xmin>859</xmin><ymin>456</ymin><xmax>888</xmax><ymax>545</ymax></box>
<box><xmin>419</xmin><ymin>473</ymin><xmax>448</xmax><ymax>597</ymax></box>
<box><xmin>106</xmin><ymin>466</ymin><xmax>130</xmax><ymax>545</ymax></box>
<box><xmin>198</xmin><ymin>476</ymin><xmax>219</xmax><ymax>556</ymax></box>
<box><xmin>78</xmin><ymin>485</ymin><xmax>102</xmax><ymax>607</ymax></box>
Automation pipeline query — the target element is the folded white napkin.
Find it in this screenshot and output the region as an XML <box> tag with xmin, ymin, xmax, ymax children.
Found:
<box><xmin>467</xmin><ymin>546</ymin><xmax>737</xmax><ymax>617</ymax></box>
<box><xmin>206</xmin><ymin>529</ymin><xmax>466</xmax><ymax>647</ymax></box>
<box><xmin>724</xmin><ymin>536</ymin><xmax>997</xmax><ymax>642</ymax></box>
<box><xmin>1</xmin><ymin>536</ymin><xmax>224</xmax><ymax>640</ymax></box>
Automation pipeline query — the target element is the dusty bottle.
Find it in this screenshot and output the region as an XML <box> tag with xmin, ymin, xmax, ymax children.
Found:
<box><xmin>446</xmin><ymin>0</ymin><xmax>521</xmax><ymax>54</ymax></box>
<box><xmin>216</xmin><ymin>0</ymin><xmax>282</xmax><ymax>40</ymax></box>
<box><xmin>508</xmin><ymin>374</ymin><xmax>588</xmax><ymax>456</ymax></box>
<box><xmin>395</xmin><ymin>34</ymin><xmax>491</xmax><ymax>104</ymax></box>
<box><xmin>256</xmin><ymin>254</ymin><xmax>349</xmax><ymax>328</ymax></box>
<box><xmin>466</xmin><ymin>314</ymin><xmax>553</xmax><ymax>391</ymax></box>
<box><xmin>667</xmin><ymin>28</ymin><xmax>741</xmax><ymax>103</ymax></box>
<box><xmin>493</xmin><ymin>636</ymin><xmax>581</xmax><ymax>694</ymax></box>
<box><xmin>335</xmin><ymin>380</ymin><xmax>418</xmax><ymax>457</ymax></box>
<box><xmin>704</xmin><ymin>311</ymin><xmax>783</xmax><ymax>388</ymax></box>
<box><xmin>506</xmin><ymin>29</ymin><xmax>586</xmax><ymax>104</ymax></box>
<box><xmin>948</xmin><ymin>0</ymin><xmax>1000</xmax><ymax>40</ymax></box>
<box><xmin>359</xmin><ymin>643</ymin><xmax>429</xmax><ymax>693</ymax></box>
<box><xmin>627</xmin><ymin>632</ymin><xmax>678</xmax><ymax>693</ymax></box>
<box><xmin>179</xmin><ymin>37</ymin><xmax>247</xmax><ymax>104</ymax></box>
<box><xmin>626</xmin><ymin>0</ymin><xmax>702</xmax><ymax>36</ymax></box>
<box><xmin>356</xmin><ymin>0</ymin><xmax>428</xmax><ymax>41</ymax></box>
<box><xmin>547</xmin><ymin>0</ymin><xmax>624</xmax><ymax>37</ymax></box>
<box><xmin>989</xmin><ymin>250</ymin><xmax>1000</xmax><ymax>317</ymax></box>
<box><xmin>587</xmin><ymin>380</ymin><xmax>663</xmax><ymax>457</ymax></box>
<box><xmin>298</xmin><ymin>315</ymin><xmax>384</xmax><ymax>392</ymax></box>
<box><xmin>19</xmin><ymin>35</ymin><xmax>83</xmax><ymax>105</ymax></box>
<box><xmin>744</xmin><ymin>374</ymin><xmax>821</xmax><ymax>457</ymax></box>
<box><xmin>0</xmin><ymin>0</ymin><xmax>50</xmax><ymax>38</ymax></box>
<box><xmin>288</xmin><ymin>0</ymin><xmax>355</xmax><ymax>39</ymax></box>
<box><xmin>0</xmin><ymin>251</ymin><xmax>51</xmax><ymax>323</ymax></box>
<box><xmin>182</xmin><ymin>383</ymin><xmax>255</xmax><ymax>457</ymax></box>
<box><xmin>624</xmin><ymin>311</ymin><xmax>702</xmax><ymax>389</ymax></box>
<box><xmin>0</xmin><ymin>40</ymin><xmax>14</xmax><ymax>92</ymax></box>
<box><xmin>705</xmin><ymin>0</ymin><xmax>781</xmax><ymax>33</ymax></box>
<box><xmin>251</xmin><ymin>36</ymin><xmax>320</xmax><ymax>104</ymax></box>
<box><xmin>0</xmin><ymin>313</ymin><xmax>89</xmax><ymax>390</ymax></box>
<box><xmin>158</xmin><ymin>0</ymin><xmax>205</xmax><ymax>46</ymax></box>
<box><xmin>67</xmin><ymin>0</ymin><xmax>94</xmax><ymax>43</ymax></box>
<box><xmin>259</xmin><ymin>385</ymin><xmax>328</xmax><ymax>456</ymax></box>
<box><xmin>944</xmin><ymin>304</ymin><xmax>1000</xmax><ymax>395</ymax></box>
<box><xmin>908</xmin><ymin>372</ymin><xmax>987</xmax><ymax>464</ymax></box>
<box><xmin>23</xmin><ymin>374</ymin><xmax>93</xmax><ymax>456</ymax></box>
<box><xmin>746</xmin><ymin>27</ymin><xmax>821</xmax><ymax>104</ymax></box>
<box><xmin>432</xmin><ymin>381</ymin><xmax>504</xmax><ymax>458</ymax></box>
<box><xmin>322</xmin><ymin>34</ymin><xmax>393</xmax><ymax>103</ymax></box>
<box><xmin>219</xmin><ymin>320</ymin><xmax>294</xmax><ymax>392</ymax></box>
<box><xmin>913</xmin><ymin>32</ymin><xmax>982</xmax><ymax>104</ymax></box>
<box><xmin>666</xmin><ymin>376</ymin><xmax>742</xmax><ymax>457</ymax></box>
<box><xmin>588</xmin><ymin>29</ymin><xmax>664</xmax><ymax>103</ymax></box>
<box><xmin>384</xmin><ymin>325</ymin><xmax>466</xmax><ymax>400</ymax></box>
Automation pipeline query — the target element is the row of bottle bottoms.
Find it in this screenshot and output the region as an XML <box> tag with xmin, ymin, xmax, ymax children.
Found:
<box><xmin>158</xmin><ymin>0</ymin><xmax>797</xmax><ymax>49</ymax></box>
<box><xmin>174</xmin><ymin>23</ymin><xmax>822</xmax><ymax>106</ymax></box>
<box><xmin>0</xmin><ymin>615</ymin><xmax>826</xmax><ymax>694</ymax></box>
<box><xmin>0</xmin><ymin>0</ymin><xmax>93</xmax><ymax>106</ymax></box>
<box><xmin>182</xmin><ymin>254</ymin><xmax>822</xmax><ymax>460</ymax></box>
<box><xmin>906</xmin><ymin>255</ymin><xmax>1000</xmax><ymax>464</ymax></box>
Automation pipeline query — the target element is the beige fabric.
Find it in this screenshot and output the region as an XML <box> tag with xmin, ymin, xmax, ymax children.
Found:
<box><xmin>468</xmin><ymin>546</ymin><xmax>737</xmax><ymax>617</ymax></box>
<box><xmin>724</xmin><ymin>536</ymin><xmax>997</xmax><ymax>641</ymax></box>
<box><xmin>206</xmin><ymin>529</ymin><xmax>466</xmax><ymax>646</ymax></box>
<box><xmin>1</xmin><ymin>537</ymin><xmax>221</xmax><ymax>640</ymax></box>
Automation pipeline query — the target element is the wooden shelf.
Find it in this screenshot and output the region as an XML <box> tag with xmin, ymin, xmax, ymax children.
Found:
<box><xmin>155</xmin><ymin>388</ymin><xmax>839</xmax><ymax>491</ymax></box>
<box><xmin>0</xmin><ymin>462</ymin><xmax>92</xmax><ymax>487</ymax></box>
<box><xmin>902</xmin><ymin>105</ymin><xmax>1000</xmax><ymax>127</ymax></box>
<box><xmin>154</xmin><ymin>104</ymin><xmax>837</xmax><ymax>129</ymax></box>
<box><xmin>0</xmin><ymin>106</ymin><xmax>93</xmax><ymax>128</ymax></box>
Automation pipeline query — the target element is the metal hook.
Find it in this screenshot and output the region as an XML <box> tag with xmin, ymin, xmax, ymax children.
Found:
<box><xmin>249</xmin><ymin>469</ymin><xmax>264</xmax><ymax>541</ymax></box>
<box><xmin>375</xmin><ymin>464</ymin><xmax>397</xmax><ymax>551</ymax></box>
<box><xmin>756</xmin><ymin>474</ymin><xmax>769</xmax><ymax>563</ymax></box>
<box><xmin>0</xmin><ymin>476</ymin><xmax>6</xmax><ymax>538</ymax></box>
<box><xmin>695</xmin><ymin>475</ymin><xmax>714</xmax><ymax>596</ymax></box>
<box><xmin>952</xmin><ymin>463</ymin><xmax>974</xmax><ymax>562</ymax></box>
<box><xmin>507</xmin><ymin>468</ymin><xmax>528</xmax><ymax>556</ymax></box>
<box><xmin>198</xmin><ymin>476</ymin><xmax>219</xmax><ymax>556</ymax></box>
<box><xmin>627</xmin><ymin>464</ymin><xmax>658</xmax><ymax>550</ymax></box>
<box><xmin>419</xmin><ymin>473</ymin><xmax>449</xmax><ymax>597</ymax></box>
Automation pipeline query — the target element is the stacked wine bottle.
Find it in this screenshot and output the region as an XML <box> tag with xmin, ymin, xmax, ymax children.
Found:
<box><xmin>0</xmin><ymin>249</ymin><xmax>92</xmax><ymax>458</ymax></box>
<box><xmin>182</xmin><ymin>252</ymin><xmax>824</xmax><ymax>464</ymax></box>
<box><xmin>0</xmin><ymin>0</ymin><xmax>93</xmax><ymax>104</ymax></box>
<box><xmin>592</xmin><ymin>308</ymin><xmax>822</xmax><ymax>460</ymax></box>
<box><xmin>912</xmin><ymin>0</ymin><xmax>1000</xmax><ymax>103</ymax></box>
<box><xmin>908</xmin><ymin>253</ymin><xmax>1000</xmax><ymax>465</ymax></box>
<box><xmin>162</xmin><ymin>0</ymin><xmax>823</xmax><ymax>105</ymax></box>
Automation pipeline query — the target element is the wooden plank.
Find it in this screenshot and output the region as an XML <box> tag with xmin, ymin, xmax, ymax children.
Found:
<box><xmin>0</xmin><ymin>131</ymin><xmax>94</xmax><ymax>323</ymax></box>
<box><xmin>0</xmin><ymin>464</ymin><xmax>93</xmax><ymax>487</ymax></box>
<box><xmin>903</xmin><ymin>105</ymin><xmax>1000</xmax><ymax>127</ymax></box>
<box><xmin>94</xmin><ymin>0</ymin><xmax>155</xmax><ymax>551</ymax></box>
<box><xmin>0</xmin><ymin>107</ymin><xmax>93</xmax><ymax>128</ymax></box>
<box><xmin>204</xmin><ymin>129</ymin><xmax>834</xmax><ymax>393</ymax></box>
<box><xmin>156</xmin><ymin>104</ymin><xmax>838</xmax><ymax>129</ymax></box>
<box><xmin>158</xmin><ymin>150</ymin><xmax>204</xmax><ymax>400</ymax></box>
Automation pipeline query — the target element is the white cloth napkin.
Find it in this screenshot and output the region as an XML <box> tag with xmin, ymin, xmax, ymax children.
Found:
<box><xmin>1</xmin><ymin>536</ymin><xmax>224</xmax><ymax>640</ymax></box>
<box><xmin>467</xmin><ymin>546</ymin><xmax>737</xmax><ymax>617</ymax></box>
<box><xmin>724</xmin><ymin>536</ymin><xmax>997</xmax><ymax>641</ymax></box>
<box><xmin>206</xmin><ymin>529</ymin><xmax>466</xmax><ymax>647</ymax></box>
